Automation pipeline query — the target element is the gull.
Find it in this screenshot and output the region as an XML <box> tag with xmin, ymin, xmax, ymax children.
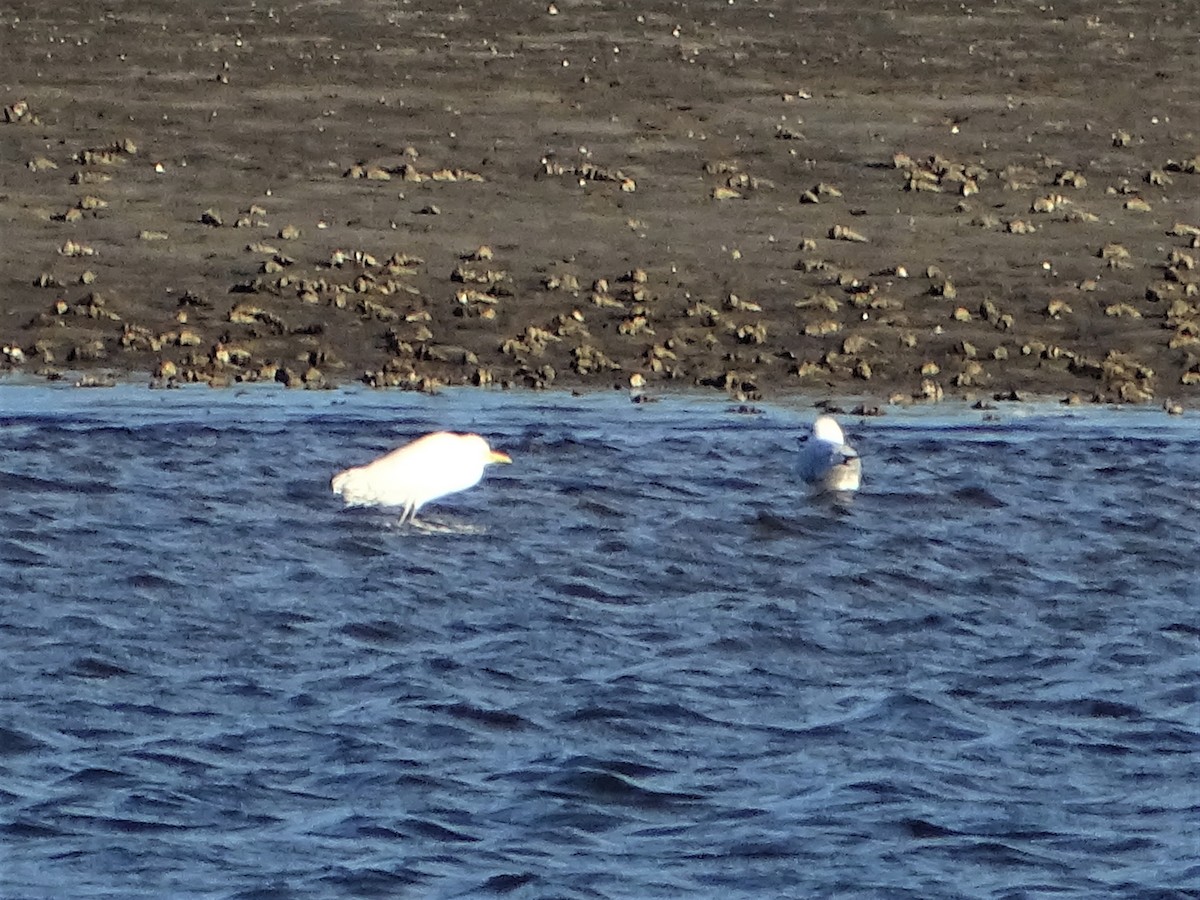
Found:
<box><xmin>797</xmin><ymin>415</ymin><xmax>861</xmax><ymax>493</ymax></box>
<box><xmin>332</xmin><ymin>432</ymin><xmax>511</xmax><ymax>524</ymax></box>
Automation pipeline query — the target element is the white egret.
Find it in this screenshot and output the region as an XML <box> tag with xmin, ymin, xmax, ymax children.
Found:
<box><xmin>332</xmin><ymin>432</ymin><xmax>511</xmax><ymax>524</ymax></box>
<box><xmin>797</xmin><ymin>415</ymin><xmax>862</xmax><ymax>493</ymax></box>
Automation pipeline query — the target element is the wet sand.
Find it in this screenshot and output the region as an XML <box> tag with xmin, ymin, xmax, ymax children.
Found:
<box><xmin>2</xmin><ymin>1</ymin><xmax>1197</xmax><ymax>405</ymax></box>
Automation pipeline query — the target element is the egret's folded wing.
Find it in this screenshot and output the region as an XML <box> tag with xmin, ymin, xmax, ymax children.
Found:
<box><xmin>332</xmin><ymin>444</ymin><xmax>429</xmax><ymax>508</ymax></box>
<box><xmin>331</xmin><ymin>464</ymin><xmax>410</xmax><ymax>507</ymax></box>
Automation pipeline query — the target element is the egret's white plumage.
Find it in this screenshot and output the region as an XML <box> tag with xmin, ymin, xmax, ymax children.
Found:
<box><xmin>332</xmin><ymin>432</ymin><xmax>511</xmax><ymax>523</ymax></box>
<box><xmin>797</xmin><ymin>415</ymin><xmax>861</xmax><ymax>493</ymax></box>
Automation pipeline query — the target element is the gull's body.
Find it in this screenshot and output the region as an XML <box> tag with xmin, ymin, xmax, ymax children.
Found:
<box><xmin>797</xmin><ymin>415</ymin><xmax>861</xmax><ymax>493</ymax></box>
<box><xmin>332</xmin><ymin>432</ymin><xmax>511</xmax><ymax>523</ymax></box>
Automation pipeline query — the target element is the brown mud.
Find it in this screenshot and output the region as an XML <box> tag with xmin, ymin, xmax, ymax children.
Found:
<box><xmin>2</xmin><ymin>1</ymin><xmax>1198</xmax><ymax>406</ymax></box>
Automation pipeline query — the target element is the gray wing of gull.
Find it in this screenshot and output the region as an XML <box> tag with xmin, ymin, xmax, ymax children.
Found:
<box><xmin>799</xmin><ymin>438</ymin><xmax>861</xmax><ymax>491</ymax></box>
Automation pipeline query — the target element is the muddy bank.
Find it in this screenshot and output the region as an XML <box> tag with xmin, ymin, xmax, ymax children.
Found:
<box><xmin>1</xmin><ymin>0</ymin><xmax>1197</xmax><ymax>405</ymax></box>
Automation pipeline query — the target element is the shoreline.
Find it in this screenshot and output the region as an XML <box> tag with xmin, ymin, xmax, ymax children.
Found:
<box><xmin>0</xmin><ymin>371</ymin><xmax>1188</xmax><ymax>421</ymax></box>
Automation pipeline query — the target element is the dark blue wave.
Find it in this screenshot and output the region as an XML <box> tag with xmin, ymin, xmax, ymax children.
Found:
<box><xmin>0</xmin><ymin>386</ymin><xmax>1196</xmax><ymax>898</ymax></box>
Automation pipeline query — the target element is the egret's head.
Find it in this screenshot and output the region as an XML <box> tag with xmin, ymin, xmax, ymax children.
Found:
<box><xmin>812</xmin><ymin>415</ymin><xmax>846</xmax><ymax>443</ymax></box>
<box><xmin>460</xmin><ymin>433</ymin><xmax>511</xmax><ymax>465</ymax></box>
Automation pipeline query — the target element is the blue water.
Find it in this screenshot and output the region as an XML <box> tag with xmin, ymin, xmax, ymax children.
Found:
<box><xmin>1</xmin><ymin>385</ymin><xmax>1197</xmax><ymax>899</ymax></box>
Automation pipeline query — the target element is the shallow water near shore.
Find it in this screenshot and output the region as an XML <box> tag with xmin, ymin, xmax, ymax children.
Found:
<box><xmin>1</xmin><ymin>385</ymin><xmax>1197</xmax><ymax>899</ymax></box>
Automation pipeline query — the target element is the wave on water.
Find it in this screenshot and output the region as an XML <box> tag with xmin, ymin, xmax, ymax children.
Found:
<box><xmin>0</xmin><ymin>387</ymin><xmax>1197</xmax><ymax>898</ymax></box>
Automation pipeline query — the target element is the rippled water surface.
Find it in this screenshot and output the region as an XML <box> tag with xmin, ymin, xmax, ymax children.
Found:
<box><xmin>1</xmin><ymin>386</ymin><xmax>1197</xmax><ymax>899</ymax></box>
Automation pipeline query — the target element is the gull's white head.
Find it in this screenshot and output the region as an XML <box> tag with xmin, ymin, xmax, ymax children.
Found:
<box><xmin>812</xmin><ymin>415</ymin><xmax>846</xmax><ymax>444</ymax></box>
